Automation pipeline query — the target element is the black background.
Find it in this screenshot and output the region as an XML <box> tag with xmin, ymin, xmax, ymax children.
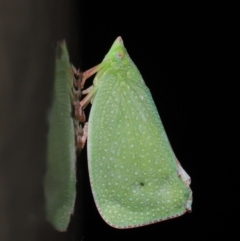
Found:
<box><xmin>74</xmin><ymin>1</ymin><xmax>239</xmax><ymax>240</ymax></box>
<box><xmin>1</xmin><ymin>0</ymin><xmax>239</xmax><ymax>240</ymax></box>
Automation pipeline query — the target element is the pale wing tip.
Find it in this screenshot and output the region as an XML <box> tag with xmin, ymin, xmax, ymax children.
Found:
<box><xmin>176</xmin><ymin>159</ymin><xmax>193</xmax><ymax>212</ymax></box>
<box><xmin>176</xmin><ymin>159</ymin><xmax>191</xmax><ymax>186</ymax></box>
<box><xmin>186</xmin><ymin>199</ymin><xmax>192</xmax><ymax>212</ymax></box>
<box><xmin>186</xmin><ymin>191</ymin><xmax>193</xmax><ymax>213</ymax></box>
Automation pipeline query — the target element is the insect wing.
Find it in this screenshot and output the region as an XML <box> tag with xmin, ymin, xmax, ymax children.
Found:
<box><xmin>87</xmin><ymin>52</ymin><xmax>192</xmax><ymax>228</ymax></box>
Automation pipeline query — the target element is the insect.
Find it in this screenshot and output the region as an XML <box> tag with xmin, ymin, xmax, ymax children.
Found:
<box><xmin>44</xmin><ymin>41</ymin><xmax>84</xmax><ymax>231</ymax></box>
<box><xmin>79</xmin><ymin>37</ymin><xmax>192</xmax><ymax>228</ymax></box>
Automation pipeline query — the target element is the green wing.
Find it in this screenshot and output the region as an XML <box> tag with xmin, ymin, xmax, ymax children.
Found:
<box><xmin>44</xmin><ymin>41</ymin><xmax>76</xmax><ymax>231</ymax></box>
<box><xmin>87</xmin><ymin>37</ymin><xmax>192</xmax><ymax>228</ymax></box>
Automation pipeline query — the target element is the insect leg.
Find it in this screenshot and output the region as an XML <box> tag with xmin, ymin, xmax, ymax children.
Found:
<box><xmin>80</xmin><ymin>64</ymin><xmax>101</xmax><ymax>89</ymax></box>
<box><xmin>74</xmin><ymin>120</ymin><xmax>88</xmax><ymax>150</ymax></box>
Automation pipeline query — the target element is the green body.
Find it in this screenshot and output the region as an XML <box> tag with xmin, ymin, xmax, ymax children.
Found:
<box><xmin>44</xmin><ymin>41</ymin><xmax>76</xmax><ymax>231</ymax></box>
<box><xmin>87</xmin><ymin>37</ymin><xmax>192</xmax><ymax>228</ymax></box>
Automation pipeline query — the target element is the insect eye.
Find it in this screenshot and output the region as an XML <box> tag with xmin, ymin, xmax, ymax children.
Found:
<box><xmin>115</xmin><ymin>51</ymin><xmax>124</xmax><ymax>59</ymax></box>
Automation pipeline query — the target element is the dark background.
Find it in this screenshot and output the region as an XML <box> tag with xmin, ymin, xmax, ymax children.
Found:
<box><xmin>1</xmin><ymin>0</ymin><xmax>239</xmax><ymax>240</ymax></box>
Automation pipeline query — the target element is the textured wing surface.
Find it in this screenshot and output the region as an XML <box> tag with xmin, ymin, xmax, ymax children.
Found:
<box><xmin>88</xmin><ymin>69</ymin><xmax>191</xmax><ymax>228</ymax></box>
